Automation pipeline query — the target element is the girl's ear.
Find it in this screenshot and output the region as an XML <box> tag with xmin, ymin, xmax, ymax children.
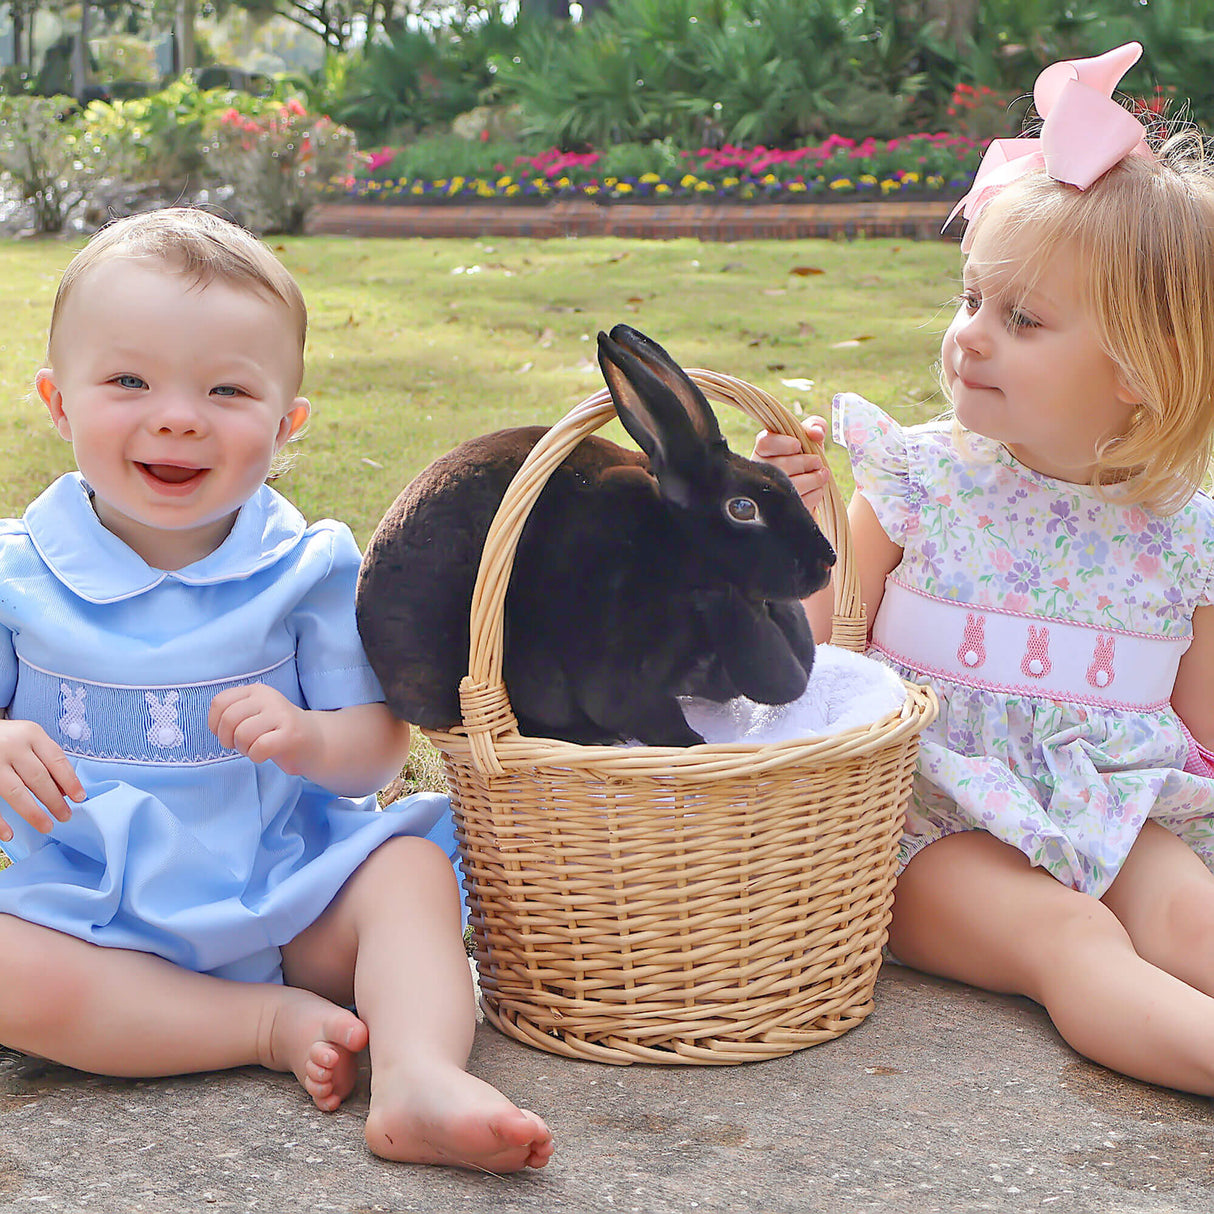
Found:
<box><xmin>277</xmin><ymin>397</ymin><xmax>310</xmax><ymax>447</ymax></box>
<box><xmin>35</xmin><ymin>369</ymin><xmax>72</xmax><ymax>441</ymax></box>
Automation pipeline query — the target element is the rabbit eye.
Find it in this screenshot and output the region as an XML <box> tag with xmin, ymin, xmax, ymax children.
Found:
<box><xmin>725</xmin><ymin>496</ymin><xmax>760</xmax><ymax>524</ymax></box>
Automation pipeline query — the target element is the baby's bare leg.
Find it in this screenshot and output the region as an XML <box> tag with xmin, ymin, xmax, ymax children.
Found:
<box><xmin>283</xmin><ymin>836</ymin><xmax>554</xmax><ymax>1171</ymax></box>
<box><xmin>0</xmin><ymin>913</ymin><xmax>366</xmax><ymax>1085</ymax></box>
<box><xmin>890</xmin><ymin>831</ymin><xmax>1214</xmax><ymax>1094</ymax></box>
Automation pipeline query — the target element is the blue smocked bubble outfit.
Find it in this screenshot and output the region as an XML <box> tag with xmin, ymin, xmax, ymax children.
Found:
<box><xmin>0</xmin><ymin>473</ymin><xmax>451</xmax><ymax>983</ymax></box>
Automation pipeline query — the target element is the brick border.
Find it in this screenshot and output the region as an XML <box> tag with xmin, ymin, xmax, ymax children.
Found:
<box><xmin>308</xmin><ymin>198</ymin><xmax>959</xmax><ymax>241</ymax></box>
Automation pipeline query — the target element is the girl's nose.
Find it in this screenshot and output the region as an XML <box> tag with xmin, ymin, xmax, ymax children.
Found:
<box><xmin>952</xmin><ymin>306</ymin><xmax>990</xmax><ymax>357</ymax></box>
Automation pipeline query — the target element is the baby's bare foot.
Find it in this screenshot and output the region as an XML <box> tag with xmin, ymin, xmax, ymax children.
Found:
<box><xmin>261</xmin><ymin>989</ymin><xmax>369</xmax><ymax>1112</ymax></box>
<box><xmin>365</xmin><ymin>1063</ymin><xmax>554</xmax><ymax>1171</ymax></box>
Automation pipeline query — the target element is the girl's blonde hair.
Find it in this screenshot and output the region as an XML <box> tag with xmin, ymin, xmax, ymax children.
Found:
<box><xmin>47</xmin><ymin>207</ymin><xmax>308</xmax><ymax>387</ymax></box>
<box><xmin>959</xmin><ymin>134</ymin><xmax>1214</xmax><ymax>513</ymax></box>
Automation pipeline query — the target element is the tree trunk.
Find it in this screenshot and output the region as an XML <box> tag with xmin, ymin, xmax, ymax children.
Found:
<box><xmin>520</xmin><ymin>0</ymin><xmax>571</xmax><ymax>19</ymax></box>
<box><xmin>175</xmin><ymin>0</ymin><xmax>196</xmax><ymax>73</ymax></box>
<box><xmin>71</xmin><ymin>5</ymin><xmax>91</xmax><ymax>98</ymax></box>
<box><xmin>921</xmin><ymin>0</ymin><xmax>977</xmax><ymax>53</ymax></box>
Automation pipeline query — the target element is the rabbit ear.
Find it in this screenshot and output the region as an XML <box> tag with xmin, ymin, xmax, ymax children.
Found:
<box><xmin>597</xmin><ymin>325</ymin><xmax>725</xmax><ymax>499</ymax></box>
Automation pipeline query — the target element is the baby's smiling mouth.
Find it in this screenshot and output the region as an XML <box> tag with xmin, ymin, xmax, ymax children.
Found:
<box><xmin>139</xmin><ymin>463</ymin><xmax>206</xmax><ymax>485</ymax></box>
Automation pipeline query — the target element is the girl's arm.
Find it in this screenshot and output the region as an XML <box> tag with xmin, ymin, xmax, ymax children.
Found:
<box><xmin>209</xmin><ymin>686</ymin><xmax>413</xmax><ymax>797</ymax></box>
<box><xmin>1171</xmin><ymin>603</ymin><xmax>1214</xmax><ymax>751</ymax></box>
<box><xmin>752</xmin><ymin>417</ymin><xmax>904</xmax><ymax>644</ymax></box>
<box><xmin>847</xmin><ymin>490</ymin><xmax>905</xmax><ymax>641</ymax></box>
<box><xmin>796</xmin><ymin>490</ymin><xmax>905</xmax><ymax>645</ymax></box>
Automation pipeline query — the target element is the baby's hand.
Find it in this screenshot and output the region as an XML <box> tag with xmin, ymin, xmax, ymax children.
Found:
<box><xmin>0</xmin><ymin>718</ymin><xmax>85</xmax><ymax>840</ymax></box>
<box><xmin>208</xmin><ymin>683</ymin><xmax>322</xmax><ymax>777</ymax></box>
<box><xmin>752</xmin><ymin>415</ymin><xmax>832</xmax><ymax>516</ymax></box>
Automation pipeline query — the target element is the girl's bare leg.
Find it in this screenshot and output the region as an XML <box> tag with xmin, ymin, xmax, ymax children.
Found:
<box><xmin>282</xmin><ymin>835</ymin><xmax>554</xmax><ymax>1171</ymax></box>
<box><xmin>889</xmin><ymin>830</ymin><xmax>1214</xmax><ymax>1094</ymax></box>
<box><xmin>0</xmin><ymin>912</ymin><xmax>367</xmax><ymax>1094</ymax></box>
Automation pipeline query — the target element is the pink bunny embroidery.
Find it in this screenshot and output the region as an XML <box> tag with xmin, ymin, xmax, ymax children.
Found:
<box><xmin>1086</xmin><ymin>635</ymin><xmax>1116</xmax><ymax>689</ymax></box>
<box><xmin>957</xmin><ymin>613</ymin><xmax>987</xmax><ymax>669</ymax></box>
<box><xmin>1020</xmin><ymin>625</ymin><xmax>1053</xmax><ymax>678</ymax></box>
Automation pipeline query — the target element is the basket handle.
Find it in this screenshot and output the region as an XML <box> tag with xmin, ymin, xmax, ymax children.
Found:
<box><xmin>458</xmin><ymin>371</ymin><xmax>865</xmax><ymax>775</ymax></box>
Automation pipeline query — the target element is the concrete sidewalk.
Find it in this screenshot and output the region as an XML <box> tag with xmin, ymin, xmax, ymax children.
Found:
<box><xmin>3</xmin><ymin>963</ymin><xmax>1210</xmax><ymax>1213</ymax></box>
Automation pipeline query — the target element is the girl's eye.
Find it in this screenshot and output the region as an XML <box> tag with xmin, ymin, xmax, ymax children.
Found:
<box><xmin>725</xmin><ymin>496</ymin><xmax>761</xmax><ymax>524</ymax></box>
<box><xmin>211</xmin><ymin>386</ymin><xmax>240</xmax><ymax>398</ymax></box>
<box><xmin>958</xmin><ymin>290</ymin><xmax>980</xmax><ymax>314</ymax></box>
<box><xmin>1008</xmin><ymin>309</ymin><xmax>1039</xmax><ymax>332</ymax></box>
<box><xmin>115</xmin><ymin>374</ymin><xmax>146</xmax><ymax>390</ymax></box>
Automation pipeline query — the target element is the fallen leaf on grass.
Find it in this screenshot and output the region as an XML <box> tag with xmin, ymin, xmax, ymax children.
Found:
<box><xmin>790</xmin><ymin>266</ymin><xmax>825</xmax><ymax>277</ymax></box>
<box><xmin>538</xmin><ymin>327</ymin><xmax>556</xmax><ymax>348</ymax></box>
<box><xmin>830</xmin><ymin>335</ymin><xmax>876</xmax><ymax>348</ymax></box>
<box><xmin>517</xmin><ymin>361</ymin><xmax>534</xmax><ymax>374</ymax></box>
<box><xmin>780</xmin><ymin>378</ymin><xmax>816</xmax><ymax>392</ymax></box>
<box><xmin>360</xmin><ymin>457</ymin><xmax>384</xmax><ymax>469</ymax></box>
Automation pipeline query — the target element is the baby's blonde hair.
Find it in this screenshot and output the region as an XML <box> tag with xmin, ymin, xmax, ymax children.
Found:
<box><xmin>47</xmin><ymin>207</ymin><xmax>308</xmax><ymax>388</ymax></box>
<box><xmin>958</xmin><ymin>134</ymin><xmax>1214</xmax><ymax>513</ymax></box>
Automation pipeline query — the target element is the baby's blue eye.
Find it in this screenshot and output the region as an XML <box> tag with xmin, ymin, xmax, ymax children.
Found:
<box><xmin>116</xmin><ymin>374</ymin><xmax>146</xmax><ymax>390</ymax></box>
<box><xmin>211</xmin><ymin>386</ymin><xmax>239</xmax><ymax>397</ymax></box>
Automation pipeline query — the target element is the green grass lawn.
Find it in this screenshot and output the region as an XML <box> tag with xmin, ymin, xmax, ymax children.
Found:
<box><xmin>0</xmin><ymin>234</ymin><xmax>960</xmax><ymax>544</ymax></box>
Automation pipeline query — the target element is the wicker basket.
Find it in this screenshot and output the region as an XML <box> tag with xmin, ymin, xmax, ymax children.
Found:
<box><xmin>425</xmin><ymin>370</ymin><xmax>937</xmax><ymax>1064</ymax></box>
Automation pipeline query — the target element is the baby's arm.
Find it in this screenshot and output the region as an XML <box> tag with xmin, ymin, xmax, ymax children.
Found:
<box><xmin>0</xmin><ymin>718</ymin><xmax>86</xmax><ymax>840</ymax></box>
<box><xmin>1171</xmin><ymin>603</ymin><xmax>1214</xmax><ymax>751</ymax></box>
<box><xmin>208</xmin><ymin>685</ymin><xmax>412</xmax><ymax>797</ymax></box>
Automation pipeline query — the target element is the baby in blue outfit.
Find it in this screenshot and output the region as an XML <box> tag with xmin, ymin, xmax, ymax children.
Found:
<box><xmin>0</xmin><ymin>207</ymin><xmax>552</xmax><ymax>1172</ymax></box>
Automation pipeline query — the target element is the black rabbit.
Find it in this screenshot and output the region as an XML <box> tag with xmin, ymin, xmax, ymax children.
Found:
<box><xmin>356</xmin><ymin>324</ymin><xmax>835</xmax><ymax>746</ymax></box>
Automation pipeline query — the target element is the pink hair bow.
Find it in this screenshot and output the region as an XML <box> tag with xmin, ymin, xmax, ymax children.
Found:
<box><xmin>947</xmin><ymin>42</ymin><xmax>1153</xmax><ymax>234</ymax></box>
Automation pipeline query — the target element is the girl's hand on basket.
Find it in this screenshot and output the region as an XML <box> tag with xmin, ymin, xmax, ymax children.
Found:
<box><xmin>752</xmin><ymin>415</ymin><xmax>831</xmax><ymax>517</ymax></box>
<box><xmin>0</xmin><ymin>718</ymin><xmax>86</xmax><ymax>840</ymax></box>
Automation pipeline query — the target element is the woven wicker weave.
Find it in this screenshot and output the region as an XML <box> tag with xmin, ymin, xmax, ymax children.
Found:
<box><xmin>425</xmin><ymin>371</ymin><xmax>937</xmax><ymax>1064</ymax></box>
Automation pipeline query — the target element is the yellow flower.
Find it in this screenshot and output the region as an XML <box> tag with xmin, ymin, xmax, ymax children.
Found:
<box><xmin>680</xmin><ymin>173</ymin><xmax>699</xmax><ymax>189</ymax></box>
<box><xmin>695</xmin><ymin>179</ymin><xmax>714</xmax><ymax>192</ymax></box>
<box><xmin>723</xmin><ymin>176</ymin><xmax>739</xmax><ymax>188</ymax></box>
<box><xmin>506</xmin><ymin>183</ymin><xmax>519</xmax><ymax>195</ymax></box>
<box><xmin>655</xmin><ymin>182</ymin><xmax>671</xmax><ymax>194</ymax></box>
<box><xmin>788</xmin><ymin>180</ymin><xmax>807</xmax><ymax>192</ymax></box>
<box><xmin>496</xmin><ymin>175</ymin><xmax>513</xmax><ymax>188</ymax></box>
<box><xmin>880</xmin><ymin>178</ymin><xmax>898</xmax><ymax>194</ymax></box>
<box><xmin>859</xmin><ymin>173</ymin><xmax>877</xmax><ymax>186</ymax></box>
<box><xmin>760</xmin><ymin>173</ymin><xmax>777</xmax><ymax>185</ymax></box>
<box><xmin>829</xmin><ymin>178</ymin><xmax>852</xmax><ymax>191</ymax></box>
<box><xmin>639</xmin><ymin>172</ymin><xmax>660</xmax><ymax>183</ymax></box>
<box><xmin>410</xmin><ymin>182</ymin><xmax>424</xmax><ymax>195</ymax></box>
<box><xmin>902</xmin><ymin>171</ymin><xmax>921</xmax><ymax>184</ymax></box>
<box><xmin>615</xmin><ymin>181</ymin><xmax>633</xmax><ymax>193</ymax></box>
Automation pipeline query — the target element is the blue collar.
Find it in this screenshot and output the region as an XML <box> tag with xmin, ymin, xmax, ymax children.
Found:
<box><xmin>25</xmin><ymin>473</ymin><xmax>308</xmax><ymax>604</ymax></box>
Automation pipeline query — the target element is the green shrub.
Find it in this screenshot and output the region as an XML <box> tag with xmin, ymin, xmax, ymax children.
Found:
<box><xmin>0</xmin><ymin>94</ymin><xmax>137</xmax><ymax>233</ymax></box>
<box><xmin>204</xmin><ymin>97</ymin><xmax>360</xmax><ymax>234</ymax></box>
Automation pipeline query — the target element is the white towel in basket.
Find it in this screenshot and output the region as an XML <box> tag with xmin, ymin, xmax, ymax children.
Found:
<box><xmin>679</xmin><ymin>644</ymin><xmax>905</xmax><ymax>745</ymax></box>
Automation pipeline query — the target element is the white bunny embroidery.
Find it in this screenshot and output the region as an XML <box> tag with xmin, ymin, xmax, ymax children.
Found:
<box><xmin>58</xmin><ymin>683</ymin><xmax>92</xmax><ymax>742</ymax></box>
<box><xmin>146</xmin><ymin>690</ymin><xmax>185</xmax><ymax>749</ymax></box>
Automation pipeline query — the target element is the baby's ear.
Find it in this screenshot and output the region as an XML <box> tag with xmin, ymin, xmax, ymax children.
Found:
<box><xmin>35</xmin><ymin>369</ymin><xmax>72</xmax><ymax>440</ymax></box>
<box><xmin>278</xmin><ymin>397</ymin><xmax>310</xmax><ymax>446</ymax></box>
